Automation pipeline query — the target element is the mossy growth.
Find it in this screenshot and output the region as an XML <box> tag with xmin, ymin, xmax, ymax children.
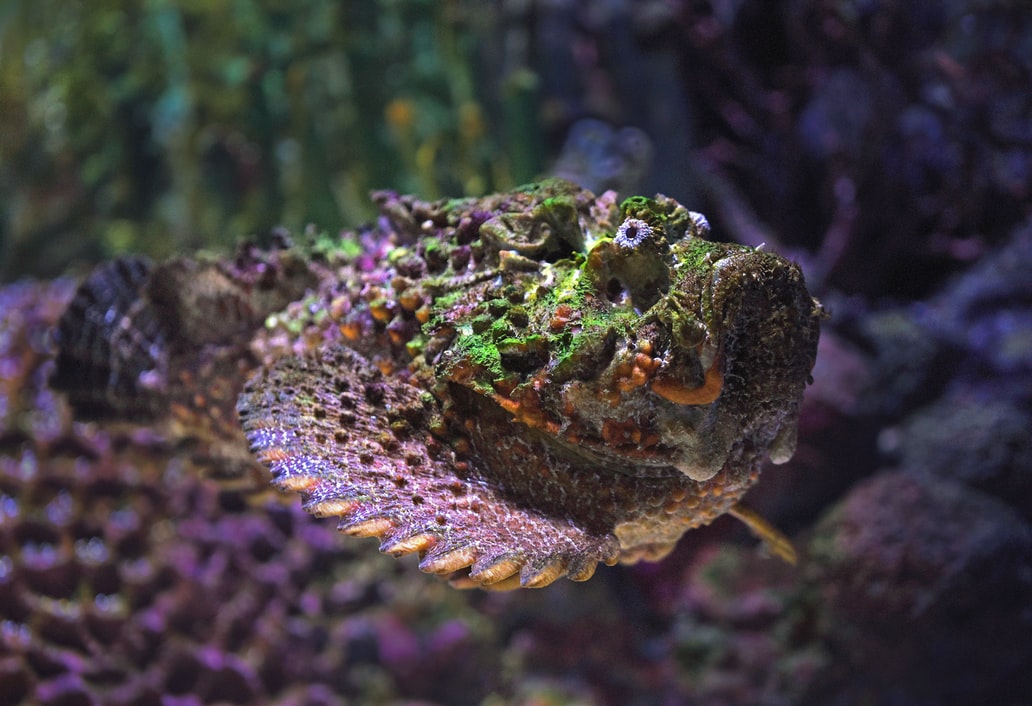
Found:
<box><xmin>309</xmin><ymin>230</ymin><xmax>364</xmax><ymax>262</ymax></box>
<box><xmin>620</xmin><ymin>195</ymin><xmax>694</xmax><ymax>243</ymax></box>
<box><xmin>437</xmin><ymin>253</ymin><xmax>642</xmax><ymax>393</ymax></box>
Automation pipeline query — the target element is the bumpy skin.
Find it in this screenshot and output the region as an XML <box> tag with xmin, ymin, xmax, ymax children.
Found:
<box><xmin>238</xmin><ymin>180</ymin><xmax>823</xmax><ymax>588</ymax></box>
<box><xmin>52</xmin><ymin>241</ymin><xmax>317</xmax><ymax>483</ymax></box>
<box><xmin>53</xmin><ymin>180</ymin><xmax>822</xmax><ymax>589</ymax></box>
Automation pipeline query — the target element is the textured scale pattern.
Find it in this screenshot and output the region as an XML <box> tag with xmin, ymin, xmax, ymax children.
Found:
<box><xmin>236</xmin><ymin>180</ymin><xmax>823</xmax><ymax>588</ymax></box>
<box><xmin>51</xmin><ymin>241</ymin><xmax>317</xmax><ymax>481</ymax></box>
<box><xmin>53</xmin><ymin>180</ymin><xmax>822</xmax><ymax>589</ymax></box>
<box><xmin>239</xmin><ymin>347</ymin><xmax>620</xmax><ymax>588</ymax></box>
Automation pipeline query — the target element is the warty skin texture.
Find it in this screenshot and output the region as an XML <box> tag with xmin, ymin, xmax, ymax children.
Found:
<box><xmin>53</xmin><ymin>179</ymin><xmax>822</xmax><ymax>589</ymax></box>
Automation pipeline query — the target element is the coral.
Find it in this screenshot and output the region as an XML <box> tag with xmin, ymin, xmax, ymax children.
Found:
<box><xmin>0</xmin><ymin>279</ymin><xmax>504</xmax><ymax>706</ymax></box>
<box><xmin>832</xmin><ymin>220</ymin><xmax>1032</xmax><ymax>517</ymax></box>
<box><xmin>0</xmin><ymin>280</ymin><xmax>77</xmax><ymax>441</ymax></box>
<box><xmin>807</xmin><ymin>471</ymin><xmax>1032</xmax><ymax>705</ymax></box>
<box><xmin>899</xmin><ymin>394</ymin><xmax>1032</xmax><ymax>515</ymax></box>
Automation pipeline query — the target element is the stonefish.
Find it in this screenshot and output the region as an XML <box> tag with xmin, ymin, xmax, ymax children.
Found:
<box><xmin>52</xmin><ymin>180</ymin><xmax>822</xmax><ymax>589</ymax></box>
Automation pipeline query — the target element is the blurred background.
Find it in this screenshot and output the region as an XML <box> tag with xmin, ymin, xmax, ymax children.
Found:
<box><xmin>3</xmin><ymin>0</ymin><xmax>1028</xmax><ymax>295</ymax></box>
<box><xmin>2</xmin><ymin>2</ymin><xmax>1031</xmax><ymax>705</ymax></box>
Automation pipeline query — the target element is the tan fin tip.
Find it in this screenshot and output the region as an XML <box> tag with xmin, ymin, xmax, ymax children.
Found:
<box><xmin>304</xmin><ymin>498</ymin><xmax>360</xmax><ymax>518</ymax></box>
<box><xmin>567</xmin><ymin>560</ymin><xmax>599</xmax><ymax>582</ymax></box>
<box><xmin>520</xmin><ymin>558</ymin><xmax>568</xmax><ymax>588</ymax></box>
<box><xmin>379</xmin><ymin>532</ymin><xmax>437</xmax><ymax>557</ymax></box>
<box><xmin>420</xmin><ymin>545</ymin><xmax>478</xmax><ymax>575</ymax></box>
<box><xmin>338</xmin><ymin>516</ymin><xmax>395</xmax><ymax>538</ymax></box>
<box><xmin>275</xmin><ymin>475</ymin><xmax>319</xmax><ymax>493</ymax></box>
<box><xmin>728</xmin><ymin>502</ymin><xmax>798</xmax><ymax>565</ymax></box>
<box><xmin>450</xmin><ymin>571</ymin><xmax>523</xmax><ymax>591</ymax></box>
<box><xmin>468</xmin><ymin>556</ymin><xmax>522</xmax><ymax>585</ymax></box>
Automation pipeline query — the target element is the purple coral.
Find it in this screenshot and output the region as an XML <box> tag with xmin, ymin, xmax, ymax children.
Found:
<box><xmin>0</xmin><ymin>281</ymin><xmax>500</xmax><ymax>706</ymax></box>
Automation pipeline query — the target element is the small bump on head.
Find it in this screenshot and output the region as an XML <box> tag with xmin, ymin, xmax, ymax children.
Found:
<box><xmin>614</xmin><ymin>219</ymin><xmax>654</xmax><ymax>250</ymax></box>
<box><xmin>686</xmin><ymin>211</ymin><xmax>710</xmax><ymax>238</ymax></box>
